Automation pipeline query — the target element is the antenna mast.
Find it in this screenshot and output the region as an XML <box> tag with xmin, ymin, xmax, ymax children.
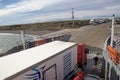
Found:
<box><xmin>72</xmin><ymin>8</ymin><xmax>74</xmax><ymax>27</ymax></box>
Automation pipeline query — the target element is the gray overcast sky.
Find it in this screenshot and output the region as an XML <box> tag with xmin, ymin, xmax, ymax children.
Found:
<box><xmin>0</xmin><ymin>0</ymin><xmax>120</xmax><ymax>26</ymax></box>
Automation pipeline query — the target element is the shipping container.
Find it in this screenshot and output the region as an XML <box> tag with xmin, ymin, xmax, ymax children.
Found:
<box><xmin>35</xmin><ymin>39</ymin><xmax>46</xmax><ymax>46</ymax></box>
<box><xmin>0</xmin><ymin>41</ymin><xmax>77</xmax><ymax>80</ymax></box>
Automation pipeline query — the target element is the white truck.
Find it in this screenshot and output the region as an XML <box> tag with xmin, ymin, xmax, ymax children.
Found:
<box><xmin>0</xmin><ymin>41</ymin><xmax>77</xmax><ymax>80</ymax></box>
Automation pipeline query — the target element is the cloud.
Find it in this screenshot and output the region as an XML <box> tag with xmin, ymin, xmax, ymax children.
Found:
<box><xmin>0</xmin><ymin>0</ymin><xmax>120</xmax><ymax>26</ymax></box>
<box><xmin>105</xmin><ymin>4</ymin><xmax>120</xmax><ymax>9</ymax></box>
<box><xmin>0</xmin><ymin>0</ymin><xmax>63</xmax><ymax>16</ymax></box>
<box><xmin>13</xmin><ymin>10</ymin><xmax>115</xmax><ymax>24</ymax></box>
<box><xmin>24</xmin><ymin>11</ymin><xmax>71</xmax><ymax>22</ymax></box>
<box><xmin>0</xmin><ymin>9</ymin><xmax>118</xmax><ymax>26</ymax></box>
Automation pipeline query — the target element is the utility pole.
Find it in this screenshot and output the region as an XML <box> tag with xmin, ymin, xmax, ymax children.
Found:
<box><xmin>111</xmin><ymin>14</ymin><xmax>115</xmax><ymax>47</ymax></box>
<box><xmin>72</xmin><ymin>8</ymin><xmax>74</xmax><ymax>27</ymax></box>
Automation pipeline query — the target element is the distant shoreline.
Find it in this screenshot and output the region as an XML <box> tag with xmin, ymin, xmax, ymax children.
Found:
<box><xmin>0</xmin><ymin>20</ymin><xmax>90</xmax><ymax>31</ymax></box>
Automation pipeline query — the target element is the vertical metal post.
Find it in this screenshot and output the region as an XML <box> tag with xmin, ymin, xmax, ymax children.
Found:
<box><xmin>72</xmin><ymin>8</ymin><xmax>74</xmax><ymax>27</ymax></box>
<box><xmin>105</xmin><ymin>62</ymin><xmax>108</xmax><ymax>80</ymax></box>
<box><xmin>109</xmin><ymin>63</ymin><xmax>112</xmax><ymax>80</ymax></box>
<box><xmin>110</xmin><ymin>14</ymin><xmax>115</xmax><ymax>47</ymax></box>
<box><xmin>21</xmin><ymin>30</ymin><xmax>26</xmax><ymax>50</ymax></box>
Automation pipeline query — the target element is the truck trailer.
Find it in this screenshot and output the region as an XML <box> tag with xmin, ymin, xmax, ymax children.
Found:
<box><xmin>0</xmin><ymin>41</ymin><xmax>77</xmax><ymax>80</ymax></box>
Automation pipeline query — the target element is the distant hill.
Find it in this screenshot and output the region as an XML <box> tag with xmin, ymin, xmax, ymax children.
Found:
<box><xmin>0</xmin><ymin>20</ymin><xmax>90</xmax><ymax>31</ymax></box>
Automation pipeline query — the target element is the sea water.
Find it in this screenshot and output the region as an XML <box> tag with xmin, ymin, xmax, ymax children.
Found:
<box><xmin>0</xmin><ymin>33</ymin><xmax>39</xmax><ymax>54</ymax></box>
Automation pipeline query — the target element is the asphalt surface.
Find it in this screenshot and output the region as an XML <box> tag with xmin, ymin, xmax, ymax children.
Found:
<box><xmin>70</xmin><ymin>22</ymin><xmax>111</xmax><ymax>49</ymax></box>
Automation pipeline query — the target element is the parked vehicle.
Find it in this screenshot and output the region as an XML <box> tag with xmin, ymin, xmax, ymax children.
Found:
<box><xmin>77</xmin><ymin>43</ymin><xmax>87</xmax><ymax>68</ymax></box>
<box><xmin>0</xmin><ymin>41</ymin><xmax>77</xmax><ymax>80</ymax></box>
<box><xmin>89</xmin><ymin>18</ymin><xmax>105</xmax><ymax>25</ymax></box>
<box><xmin>0</xmin><ymin>41</ymin><xmax>88</xmax><ymax>80</ymax></box>
<box><xmin>115</xmin><ymin>18</ymin><xmax>120</xmax><ymax>25</ymax></box>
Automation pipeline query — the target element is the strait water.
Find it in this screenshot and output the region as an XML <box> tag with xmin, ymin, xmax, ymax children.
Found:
<box><xmin>0</xmin><ymin>33</ymin><xmax>39</xmax><ymax>53</ymax></box>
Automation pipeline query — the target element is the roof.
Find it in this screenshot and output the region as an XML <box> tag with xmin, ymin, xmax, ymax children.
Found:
<box><xmin>0</xmin><ymin>41</ymin><xmax>76</xmax><ymax>80</ymax></box>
